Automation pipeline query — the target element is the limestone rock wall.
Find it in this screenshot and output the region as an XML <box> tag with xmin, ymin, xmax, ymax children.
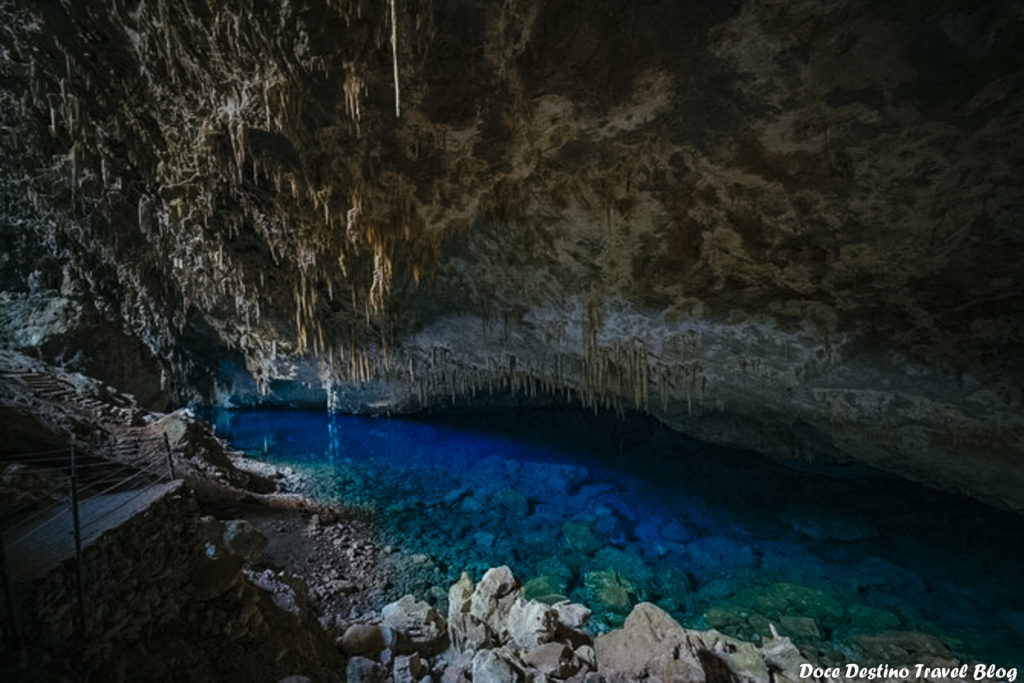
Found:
<box><xmin>0</xmin><ymin>1</ymin><xmax>1022</xmax><ymax>506</ymax></box>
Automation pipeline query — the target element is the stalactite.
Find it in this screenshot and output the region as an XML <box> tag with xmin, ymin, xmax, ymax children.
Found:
<box><xmin>389</xmin><ymin>0</ymin><xmax>400</xmax><ymax>118</ymax></box>
<box><xmin>343</xmin><ymin>62</ymin><xmax>364</xmax><ymax>133</ymax></box>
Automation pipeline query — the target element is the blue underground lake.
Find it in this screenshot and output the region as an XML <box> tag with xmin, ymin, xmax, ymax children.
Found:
<box><xmin>206</xmin><ymin>407</ymin><xmax>1024</xmax><ymax>668</ymax></box>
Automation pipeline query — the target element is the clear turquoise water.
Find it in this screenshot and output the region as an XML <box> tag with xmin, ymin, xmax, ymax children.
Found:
<box><xmin>206</xmin><ymin>407</ymin><xmax>1024</xmax><ymax>667</ymax></box>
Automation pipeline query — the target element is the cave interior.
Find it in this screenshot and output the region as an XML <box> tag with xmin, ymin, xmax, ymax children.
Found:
<box><xmin>1</xmin><ymin>0</ymin><xmax>1023</xmax><ymax>681</ymax></box>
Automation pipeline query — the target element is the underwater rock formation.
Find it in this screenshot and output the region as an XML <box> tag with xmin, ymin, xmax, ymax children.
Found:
<box><xmin>0</xmin><ymin>0</ymin><xmax>1022</xmax><ymax>506</ymax></box>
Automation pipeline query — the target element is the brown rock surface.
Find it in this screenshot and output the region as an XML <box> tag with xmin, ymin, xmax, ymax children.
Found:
<box><xmin>594</xmin><ymin>602</ymin><xmax>707</xmax><ymax>682</ymax></box>
<box><xmin>0</xmin><ymin>1</ymin><xmax>1021</xmax><ymax>507</ymax></box>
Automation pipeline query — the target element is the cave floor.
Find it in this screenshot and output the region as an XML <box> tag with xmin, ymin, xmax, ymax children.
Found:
<box><xmin>201</xmin><ymin>498</ymin><xmax>390</xmax><ymax>628</ymax></box>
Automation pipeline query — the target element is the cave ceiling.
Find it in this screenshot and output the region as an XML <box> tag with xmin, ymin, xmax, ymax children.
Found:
<box><xmin>1</xmin><ymin>0</ymin><xmax>1022</xmax><ymax>507</ymax></box>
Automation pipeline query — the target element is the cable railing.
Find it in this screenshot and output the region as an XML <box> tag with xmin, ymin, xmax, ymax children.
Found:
<box><xmin>0</xmin><ymin>436</ymin><xmax>179</xmax><ymax>648</ymax></box>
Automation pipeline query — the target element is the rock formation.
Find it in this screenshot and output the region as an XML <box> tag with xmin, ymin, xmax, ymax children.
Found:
<box><xmin>0</xmin><ymin>0</ymin><xmax>1022</xmax><ymax>508</ymax></box>
<box><xmin>341</xmin><ymin>565</ymin><xmax>976</xmax><ymax>683</ymax></box>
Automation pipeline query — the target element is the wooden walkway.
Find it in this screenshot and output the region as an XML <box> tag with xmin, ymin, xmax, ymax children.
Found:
<box><xmin>1</xmin><ymin>366</ymin><xmax>179</xmax><ymax>583</ymax></box>
<box><xmin>4</xmin><ymin>481</ymin><xmax>180</xmax><ymax>581</ymax></box>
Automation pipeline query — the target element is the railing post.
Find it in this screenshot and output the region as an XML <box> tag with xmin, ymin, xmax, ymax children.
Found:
<box><xmin>163</xmin><ymin>433</ymin><xmax>175</xmax><ymax>480</ymax></box>
<box><xmin>69</xmin><ymin>444</ymin><xmax>87</xmax><ymax>638</ymax></box>
<box><xmin>0</xmin><ymin>527</ymin><xmax>26</xmax><ymax>660</ymax></box>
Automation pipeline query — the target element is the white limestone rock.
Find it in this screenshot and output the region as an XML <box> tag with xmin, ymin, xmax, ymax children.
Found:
<box><xmin>382</xmin><ymin>594</ymin><xmax>449</xmax><ymax>656</ymax></box>
<box><xmin>594</xmin><ymin>602</ymin><xmax>706</xmax><ymax>682</ymax></box>
<box><xmin>507</xmin><ymin>598</ymin><xmax>557</xmax><ymax>649</ymax></box>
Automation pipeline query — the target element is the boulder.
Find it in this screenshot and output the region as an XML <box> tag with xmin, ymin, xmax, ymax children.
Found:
<box><xmin>393</xmin><ymin>653</ymin><xmax>428</xmax><ymax>683</ymax></box>
<box><xmin>536</xmin><ymin>558</ymin><xmax>574</xmax><ymax>581</ymax></box>
<box><xmin>439</xmin><ymin>650</ymin><xmax>475</xmax><ymax>683</ymax></box>
<box><xmin>760</xmin><ymin>628</ymin><xmax>811</xmax><ymax>683</ymax></box>
<box><xmin>507</xmin><ymin>598</ymin><xmax>557</xmax><ymax>649</ymax></box>
<box><xmin>340</xmin><ymin>624</ymin><xmax>387</xmax><ymax>656</ymax></box>
<box><xmin>469</xmin><ymin>566</ymin><xmax>520</xmax><ymax>645</ymax></box>
<box><xmin>523</xmin><ymin>642</ymin><xmax>581</xmax><ymax>679</ymax></box>
<box><xmin>594</xmin><ymin>602</ymin><xmax>706</xmax><ymax>682</ymax></box>
<box><xmin>528</xmin><ymin>463</ymin><xmax>589</xmax><ymax>500</ymax></box>
<box><xmin>575</xmin><ymin>644</ymin><xmax>596</xmax><ymax>670</ymax></box>
<box><xmin>702</xmin><ymin>630</ymin><xmax>771</xmax><ymax>683</ymax></box>
<box><xmin>382</xmin><ymin>595</ymin><xmax>449</xmax><ymax>656</ymax></box>
<box><xmin>440</xmin><ymin>665</ymin><xmax>471</xmax><ymax>683</ymax></box>
<box><xmin>471</xmin><ymin>648</ymin><xmax>519</xmax><ymax>683</ymax></box>
<box><xmin>682</xmin><ymin>537</ymin><xmax>755</xmax><ymax>572</ymax></box>
<box><xmin>448</xmin><ymin>572</ymin><xmax>477</xmax><ymax>651</ymax></box>
<box><xmin>652</xmin><ymin>567</ymin><xmax>692</xmax><ymax>608</ymax></box>
<box><xmin>222</xmin><ymin>519</ymin><xmax>267</xmax><ymax>563</ymax></box>
<box><xmin>554</xmin><ymin>601</ymin><xmax>591</xmax><ymax>631</ymax></box>
<box><xmin>704</xmin><ymin>605</ymin><xmax>746</xmax><ymax>632</ymax></box>
<box><xmin>190</xmin><ymin>551</ymin><xmax>244</xmax><ymax>601</ymax></box>
<box><xmin>192</xmin><ymin>518</ymin><xmax>244</xmax><ymax>600</ymax></box>
<box><xmin>346</xmin><ymin>655</ymin><xmax>386</xmax><ymax>683</ymax></box>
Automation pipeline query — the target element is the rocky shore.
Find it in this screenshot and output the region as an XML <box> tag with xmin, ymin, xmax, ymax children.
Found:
<box><xmin>0</xmin><ymin>353</ymin><xmax>1011</xmax><ymax>681</ymax></box>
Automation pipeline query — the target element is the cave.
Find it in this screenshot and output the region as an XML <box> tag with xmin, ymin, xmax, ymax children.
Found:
<box><xmin>1</xmin><ymin>0</ymin><xmax>1022</xmax><ymax>681</ymax></box>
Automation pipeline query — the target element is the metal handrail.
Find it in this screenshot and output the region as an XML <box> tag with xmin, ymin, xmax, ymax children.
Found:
<box><xmin>0</xmin><ymin>447</ymin><xmax>71</xmax><ymax>458</ymax></box>
<box><xmin>80</xmin><ymin>480</ymin><xmax>173</xmax><ymax>532</ymax></box>
<box><xmin>1</xmin><ymin>443</ymin><xmax>175</xmax><ymax>562</ymax></box>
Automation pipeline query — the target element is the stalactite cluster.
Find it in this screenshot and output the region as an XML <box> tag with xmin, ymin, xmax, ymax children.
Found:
<box><xmin>0</xmin><ymin>0</ymin><xmax>445</xmax><ymax>396</ymax></box>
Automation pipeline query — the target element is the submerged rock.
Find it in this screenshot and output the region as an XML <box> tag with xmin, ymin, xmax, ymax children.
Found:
<box><xmin>778</xmin><ymin>504</ymin><xmax>879</xmax><ymax>541</ymax></box>
<box><xmin>562</xmin><ymin>521</ymin><xmax>604</xmax><ymax>555</ymax></box>
<box><xmin>778</xmin><ymin>615</ymin><xmax>821</xmax><ymax>641</ymax></box>
<box><xmin>844</xmin><ymin>605</ymin><xmax>901</xmax><ymax>633</ymax></box>
<box><xmin>590</xmin><ymin>547</ymin><xmax>654</xmax><ymax>589</ymax></box>
<box><xmin>743</xmin><ymin>582</ymin><xmax>846</xmax><ymax>622</ymax></box>
<box><xmin>523</xmin><ymin>574</ymin><xmax>569</xmax><ymax>604</ymax></box>
<box><xmin>584</xmin><ymin>570</ymin><xmax>637</xmax><ymax>618</ymax></box>
<box><xmin>850</xmin><ymin>630</ymin><xmax>953</xmax><ymax>663</ymax></box>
